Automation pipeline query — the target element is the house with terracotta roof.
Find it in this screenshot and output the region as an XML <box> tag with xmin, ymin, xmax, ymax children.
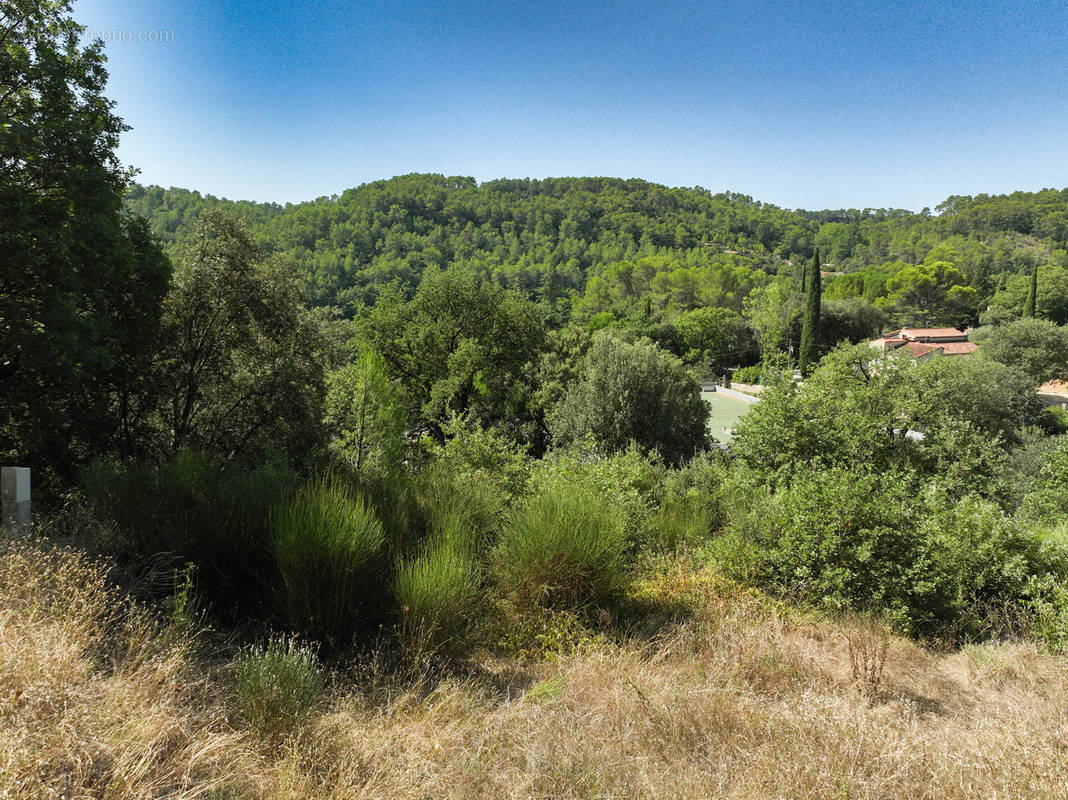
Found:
<box><xmin>869</xmin><ymin>327</ymin><xmax>977</xmax><ymax>359</ymax></box>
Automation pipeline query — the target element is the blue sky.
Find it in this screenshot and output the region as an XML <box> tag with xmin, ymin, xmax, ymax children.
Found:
<box><xmin>74</xmin><ymin>0</ymin><xmax>1068</xmax><ymax>210</ymax></box>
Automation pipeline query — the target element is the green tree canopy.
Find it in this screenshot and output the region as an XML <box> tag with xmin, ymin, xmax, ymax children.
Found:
<box><xmin>324</xmin><ymin>351</ymin><xmax>406</xmax><ymax>479</ymax></box>
<box><xmin>157</xmin><ymin>210</ymin><xmax>328</xmax><ymax>463</ymax></box>
<box><xmin>0</xmin><ymin>0</ymin><xmax>171</xmax><ymax>472</ymax></box>
<box><xmin>973</xmin><ymin>318</ymin><xmax>1068</xmax><ymax>386</ymax></box>
<box><xmin>355</xmin><ymin>266</ymin><xmax>546</xmax><ymax>441</ymax></box>
<box><xmin>879</xmin><ymin>261</ymin><xmax>977</xmax><ymax>328</ymax></box>
<box><xmin>547</xmin><ymin>332</ymin><xmax>710</xmax><ymax>464</ymax></box>
<box><xmin>674</xmin><ymin>306</ymin><xmax>758</xmax><ymax>377</ymax></box>
<box><xmin>732</xmin><ymin>344</ymin><xmax>1034</xmax><ymax>500</ymax></box>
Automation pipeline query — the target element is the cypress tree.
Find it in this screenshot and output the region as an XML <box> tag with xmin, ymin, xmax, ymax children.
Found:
<box><xmin>798</xmin><ymin>249</ymin><xmax>822</xmax><ymax>377</ymax></box>
<box><xmin>1025</xmin><ymin>263</ymin><xmax>1038</xmax><ymax>318</ymax></box>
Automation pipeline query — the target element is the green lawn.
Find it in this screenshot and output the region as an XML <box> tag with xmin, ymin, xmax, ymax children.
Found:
<box><xmin>701</xmin><ymin>390</ymin><xmax>753</xmax><ymax>442</ymax></box>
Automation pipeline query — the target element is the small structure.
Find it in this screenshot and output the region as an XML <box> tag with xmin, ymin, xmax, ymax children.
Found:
<box><xmin>869</xmin><ymin>327</ymin><xmax>977</xmax><ymax>359</ymax></box>
<box><xmin>1</xmin><ymin>467</ymin><xmax>31</xmax><ymax>535</ymax></box>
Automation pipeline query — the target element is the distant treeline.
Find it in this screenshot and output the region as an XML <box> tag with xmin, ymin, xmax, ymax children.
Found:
<box><xmin>126</xmin><ymin>177</ymin><xmax>1068</xmax><ymax>320</ymax></box>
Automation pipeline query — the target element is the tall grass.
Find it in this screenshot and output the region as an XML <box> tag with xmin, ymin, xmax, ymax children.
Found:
<box><xmin>271</xmin><ymin>475</ymin><xmax>386</xmax><ymax>644</ymax></box>
<box><xmin>394</xmin><ymin>525</ymin><xmax>483</xmax><ymax>658</ymax></box>
<box><xmin>231</xmin><ymin>636</ymin><xmax>325</xmax><ymax>740</ymax></box>
<box><xmin>78</xmin><ymin>452</ymin><xmax>293</xmax><ymax>612</ymax></box>
<box><xmin>493</xmin><ymin>483</ymin><xmax>628</xmax><ymax>613</ymax></box>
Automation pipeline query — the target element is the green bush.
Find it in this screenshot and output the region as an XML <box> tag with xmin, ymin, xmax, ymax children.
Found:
<box><xmin>1027</xmin><ymin>575</ymin><xmax>1068</xmax><ymax>654</ymax></box>
<box><xmin>78</xmin><ymin>452</ymin><xmax>294</xmax><ymax>611</ymax></box>
<box><xmin>271</xmin><ymin>476</ymin><xmax>386</xmax><ymax>644</ymax></box>
<box><xmin>1022</xmin><ymin>439</ymin><xmax>1068</xmax><ymax>522</ymax></box>
<box><xmin>733</xmin><ymin>467</ymin><xmax>929</xmax><ymax>630</ymax></box>
<box><xmin>493</xmin><ymin>483</ymin><xmax>628</xmax><ymax>613</ymax></box>
<box><xmin>413</xmin><ymin>461</ymin><xmax>507</xmax><ymax>553</ymax></box>
<box><xmin>719</xmin><ymin>465</ymin><xmax>1065</xmax><ymax>638</ymax></box>
<box><xmin>394</xmin><ymin>527</ymin><xmax>483</xmax><ymax>658</ymax></box>
<box><xmin>645</xmin><ymin>453</ymin><xmax>729</xmax><ymax>552</ymax></box>
<box><xmin>731</xmin><ymin>365</ymin><xmax>762</xmax><ymax>384</ymax></box>
<box><xmin>920</xmin><ymin>492</ymin><xmax>1060</xmax><ymax>638</ymax></box>
<box><xmin>528</xmin><ymin>444</ymin><xmax>664</xmax><ymax>545</ymax></box>
<box><xmin>232</xmin><ymin>636</ymin><xmax>325</xmax><ymax>739</ymax></box>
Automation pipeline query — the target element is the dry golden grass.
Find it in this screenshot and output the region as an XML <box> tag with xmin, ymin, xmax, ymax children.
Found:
<box><xmin>4</xmin><ymin>543</ymin><xmax>1068</xmax><ymax>799</ymax></box>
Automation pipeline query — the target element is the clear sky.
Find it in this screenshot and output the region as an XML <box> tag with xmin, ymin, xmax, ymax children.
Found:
<box><xmin>74</xmin><ymin>0</ymin><xmax>1068</xmax><ymax>211</ymax></box>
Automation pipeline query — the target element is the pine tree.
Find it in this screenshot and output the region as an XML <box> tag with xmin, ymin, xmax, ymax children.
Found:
<box><xmin>798</xmin><ymin>250</ymin><xmax>822</xmax><ymax>377</ymax></box>
<box><xmin>1025</xmin><ymin>263</ymin><xmax>1038</xmax><ymax>318</ymax></box>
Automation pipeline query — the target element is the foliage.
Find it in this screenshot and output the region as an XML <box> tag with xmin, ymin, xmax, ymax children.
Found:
<box><xmin>879</xmin><ymin>260</ymin><xmax>977</xmax><ymax>328</ymax></box>
<box><xmin>728</xmin><ymin>467</ymin><xmax>932</xmax><ymax>630</ymax></box>
<box><xmin>78</xmin><ymin>452</ymin><xmax>295</xmax><ymax>612</ymax></box>
<box><xmin>731</xmin><ymin>365</ymin><xmax>762</xmax><ymax>384</ymax></box>
<box><xmin>798</xmin><ymin>250</ymin><xmax>822</xmax><ymax>376</ymax></box>
<box><xmin>919</xmin><ymin>491</ymin><xmax>1060</xmax><ymax>639</ymax></box>
<box><xmin>1026</xmin><ymin>262</ymin><xmax>1039</xmax><ymax>317</ymax></box>
<box><xmin>973</xmin><ymin>318</ymin><xmax>1068</xmax><ymax>385</ymax></box>
<box><xmin>721</xmin><ymin>466</ymin><xmax>1062</xmax><ymax>637</ymax></box>
<box><xmin>231</xmin><ymin>636</ymin><xmax>326</xmax><ymax>739</ymax></box>
<box><xmin>157</xmin><ymin>210</ymin><xmax>329</xmax><ymax>464</ymax></box>
<box><xmin>0</xmin><ymin>0</ymin><xmax>171</xmax><ymax>474</ymax></box>
<box><xmin>529</xmin><ymin>443</ymin><xmax>666</xmax><ymax>544</ymax></box>
<box><xmin>1027</xmin><ymin>574</ymin><xmax>1068</xmax><ymax>654</ymax></box>
<box><xmin>742</xmin><ymin>275</ymin><xmax>802</xmax><ymax>355</ymax></box>
<box><xmin>673</xmin><ymin>306</ymin><xmax>758</xmax><ymax>376</ymax></box>
<box><xmin>645</xmin><ymin>453</ymin><xmax>729</xmax><ymax>551</ymax></box>
<box><xmin>493</xmin><ymin>483</ymin><xmax>628</xmax><ymax>613</ymax></box>
<box><xmin>324</xmin><ymin>350</ymin><xmax>406</xmax><ymax>479</ymax></box>
<box><xmin>355</xmin><ymin>266</ymin><xmax>546</xmax><ymax>441</ymax></box>
<box><xmin>423</xmin><ymin>414</ymin><xmax>531</xmax><ymax>502</ymax></box>
<box><xmin>733</xmin><ymin>343</ymin><xmax>1033</xmax><ymax>500</ymax></box>
<box><xmin>983</xmin><ymin>264</ymin><xmax>1068</xmax><ymax>325</ymax></box>
<box><xmin>394</xmin><ymin>529</ymin><xmax>483</xmax><ymax>658</ymax></box>
<box><xmin>819</xmin><ymin>297</ymin><xmax>887</xmax><ymax>345</ymax></box>
<box><xmin>271</xmin><ymin>476</ymin><xmax>387</xmax><ymax>644</ymax></box>
<box><xmin>1022</xmin><ymin>439</ymin><xmax>1068</xmax><ymax>522</ymax></box>
<box><xmin>547</xmin><ymin>332</ymin><xmax>710</xmax><ymax>464</ymax></box>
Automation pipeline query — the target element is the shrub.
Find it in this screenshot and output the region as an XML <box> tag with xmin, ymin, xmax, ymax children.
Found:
<box><xmin>645</xmin><ymin>453</ymin><xmax>729</xmax><ymax>552</ymax></box>
<box><xmin>725</xmin><ymin>467</ymin><xmax>933</xmax><ymax>630</ymax></box>
<box><xmin>719</xmin><ymin>465</ymin><xmax>1065</xmax><ymax>638</ymax></box>
<box><xmin>426</xmin><ymin>414</ymin><xmax>532</xmax><ymax>502</ymax></box>
<box><xmin>1027</xmin><ymin>575</ymin><xmax>1068</xmax><ymax>654</ymax></box>
<box><xmin>731</xmin><ymin>365</ymin><xmax>762</xmax><ymax>384</ymax></box>
<box><xmin>271</xmin><ymin>476</ymin><xmax>386</xmax><ymax>643</ymax></box>
<box><xmin>920</xmin><ymin>491</ymin><xmax>1060</xmax><ymax>638</ymax></box>
<box><xmin>413</xmin><ymin>461</ymin><xmax>507</xmax><ymax>552</ymax></box>
<box><xmin>231</xmin><ymin>636</ymin><xmax>325</xmax><ymax>739</ymax></box>
<box><xmin>394</xmin><ymin>529</ymin><xmax>483</xmax><ymax>658</ymax></box>
<box><xmin>78</xmin><ymin>452</ymin><xmax>294</xmax><ymax>612</ymax></box>
<box><xmin>1022</xmin><ymin>439</ymin><xmax>1068</xmax><ymax>522</ymax></box>
<box><xmin>493</xmin><ymin>483</ymin><xmax>628</xmax><ymax>613</ymax></box>
<box><xmin>547</xmin><ymin>332</ymin><xmax>710</xmax><ymax>465</ymax></box>
<box><xmin>528</xmin><ymin>444</ymin><xmax>665</xmax><ymax>545</ymax></box>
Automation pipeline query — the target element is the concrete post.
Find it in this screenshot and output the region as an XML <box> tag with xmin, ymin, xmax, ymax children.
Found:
<box><xmin>1</xmin><ymin>467</ymin><xmax>31</xmax><ymax>536</ymax></box>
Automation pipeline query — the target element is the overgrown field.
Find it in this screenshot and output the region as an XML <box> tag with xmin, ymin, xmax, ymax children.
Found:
<box><xmin>4</xmin><ymin>541</ymin><xmax>1068</xmax><ymax>800</ymax></box>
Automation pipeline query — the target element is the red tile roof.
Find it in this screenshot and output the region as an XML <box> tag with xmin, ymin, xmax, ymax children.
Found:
<box><xmin>901</xmin><ymin>342</ymin><xmax>942</xmax><ymax>357</ymax></box>
<box><xmin>937</xmin><ymin>341</ymin><xmax>978</xmax><ymax>355</ymax></box>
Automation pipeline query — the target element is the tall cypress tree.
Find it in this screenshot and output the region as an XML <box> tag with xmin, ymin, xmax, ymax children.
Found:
<box><xmin>798</xmin><ymin>249</ymin><xmax>822</xmax><ymax>377</ymax></box>
<box><xmin>1025</xmin><ymin>263</ymin><xmax>1038</xmax><ymax>318</ymax></box>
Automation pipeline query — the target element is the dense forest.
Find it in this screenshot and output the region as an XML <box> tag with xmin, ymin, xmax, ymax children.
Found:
<box><xmin>8</xmin><ymin>3</ymin><xmax>1068</xmax><ymax>796</ymax></box>
<box><xmin>125</xmin><ymin>177</ymin><xmax>1068</xmax><ymax>371</ymax></box>
<box><xmin>126</xmin><ymin>176</ymin><xmax>1068</xmax><ymax>315</ymax></box>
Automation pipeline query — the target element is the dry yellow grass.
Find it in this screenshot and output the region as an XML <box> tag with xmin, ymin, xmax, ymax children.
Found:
<box><xmin>3</xmin><ymin>542</ymin><xmax>1068</xmax><ymax>799</ymax></box>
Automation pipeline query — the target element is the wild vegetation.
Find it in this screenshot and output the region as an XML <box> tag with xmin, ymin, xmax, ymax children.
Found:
<box><xmin>5</xmin><ymin>2</ymin><xmax>1068</xmax><ymax>797</ymax></box>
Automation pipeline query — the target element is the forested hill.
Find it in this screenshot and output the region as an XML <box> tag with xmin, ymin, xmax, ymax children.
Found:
<box><xmin>125</xmin><ymin>176</ymin><xmax>1068</xmax><ymax>324</ymax></box>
